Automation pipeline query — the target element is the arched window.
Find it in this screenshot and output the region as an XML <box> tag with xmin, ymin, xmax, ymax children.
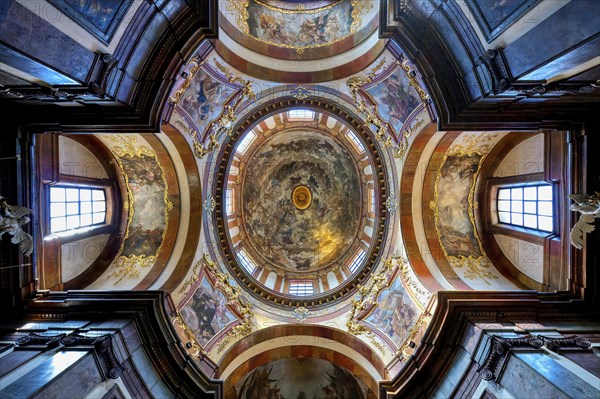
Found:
<box><xmin>496</xmin><ymin>184</ymin><xmax>553</xmax><ymax>233</ymax></box>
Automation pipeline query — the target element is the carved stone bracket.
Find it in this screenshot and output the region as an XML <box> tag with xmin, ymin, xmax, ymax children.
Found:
<box><xmin>60</xmin><ymin>333</ymin><xmax>123</xmax><ymax>379</ymax></box>
<box><xmin>539</xmin><ymin>335</ymin><xmax>591</xmax><ymax>353</ymax></box>
<box><xmin>89</xmin><ymin>53</ymin><xmax>118</xmax><ymax>98</ymax></box>
<box><xmin>479</xmin><ymin>49</ymin><xmax>511</xmax><ymax>94</ymax></box>
<box><xmin>477</xmin><ymin>335</ymin><xmax>544</xmax><ymax>381</ymax></box>
<box><xmin>15</xmin><ymin>332</ymin><xmax>65</xmax><ymax>351</ymax></box>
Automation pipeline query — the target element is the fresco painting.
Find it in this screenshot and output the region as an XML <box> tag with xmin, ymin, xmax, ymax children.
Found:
<box><xmin>435</xmin><ymin>154</ymin><xmax>484</xmax><ymax>258</ymax></box>
<box><xmin>235</xmin><ymin>358</ymin><xmax>373</xmax><ymax>399</ymax></box>
<box><xmin>366</xmin><ymin>276</ymin><xmax>419</xmax><ymax>345</ymax></box>
<box><xmin>242</xmin><ymin>130</ymin><xmax>361</xmax><ymax>272</ymax></box>
<box><xmin>119</xmin><ymin>155</ymin><xmax>167</xmax><ymax>257</ymax></box>
<box><xmin>247</xmin><ymin>0</ymin><xmax>354</xmax><ymax>48</ymax></box>
<box><xmin>48</xmin><ymin>0</ymin><xmax>132</xmax><ymax>43</ymax></box>
<box><xmin>178</xmin><ymin>68</ymin><xmax>236</xmax><ymax>133</ymax></box>
<box><xmin>365</xmin><ymin>68</ymin><xmax>422</xmax><ymax>133</ymax></box>
<box><xmin>180</xmin><ymin>276</ymin><xmax>236</xmax><ymax>346</ymax></box>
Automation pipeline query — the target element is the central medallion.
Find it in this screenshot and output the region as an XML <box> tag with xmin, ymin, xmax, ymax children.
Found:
<box><xmin>292</xmin><ymin>185</ymin><xmax>312</xmax><ymax>210</ymax></box>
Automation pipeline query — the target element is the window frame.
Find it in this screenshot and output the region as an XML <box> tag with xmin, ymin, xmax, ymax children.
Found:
<box><xmin>486</xmin><ymin>175</ymin><xmax>558</xmax><ymax>244</ymax></box>
<box><xmin>347</xmin><ymin>249</ymin><xmax>367</xmax><ymax>275</ymax></box>
<box><xmin>287</xmin><ymin>109</ymin><xmax>315</xmax><ymax>121</ymax></box>
<box><xmin>237</xmin><ymin>248</ymin><xmax>257</xmax><ymax>274</ymax></box>
<box><xmin>288</xmin><ymin>280</ymin><xmax>314</xmax><ymax>296</ymax></box>
<box><xmin>495</xmin><ymin>184</ymin><xmax>554</xmax><ymax>233</ymax></box>
<box><xmin>44</xmin><ymin>179</ymin><xmax>115</xmax><ymax>243</ymax></box>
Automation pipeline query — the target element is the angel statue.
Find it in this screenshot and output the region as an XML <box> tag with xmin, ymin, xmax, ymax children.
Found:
<box><xmin>0</xmin><ymin>195</ymin><xmax>33</xmax><ymax>256</ymax></box>
<box><xmin>569</xmin><ymin>192</ymin><xmax>600</xmax><ymax>250</ymax></box>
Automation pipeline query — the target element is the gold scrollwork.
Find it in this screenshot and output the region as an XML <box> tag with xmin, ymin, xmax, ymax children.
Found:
<box><xmin>395</xmin><ymin>312</ymin><xmax>432</xmax><ymax>360</ymax></box>
<box><xmin>226</xmin><ymin>0</ymin><xmax>249</xmax><ymax>34</ymax></box>
<box><xmin>178</xmin><ymin>259</ymin><xmax>202</xmax><ymax>295</ymax></box>
<box><xmin>109</xmin><ymin>135</ymin><xmax>155</xmax><ymax>158</ymax></box>
<box><xmin>348</xmin><ymin>58</ymin><xmax>427</xmax><ymax>161</ymax></box>
<box><xmin>346</xmin><ymin>257</ymin><xmax>396</xmax><ymax>354</ymax></box>
<box><xmin>172</xmin><ymin>315</ymin><xmax>206</xmax><ymax>358</ymax></box>
<box><xmin>186</xmin><ymin>60</ymin><xmax>256</xmax><ymax>159</ymax></box>
<box><xmin>430</xmin><ymin>134</ymin><xmax>499</xmax><ymax>284</ymax></box>
<box><xmin>107</xmin><ymin>135</ymin><xmax>173</xmax><ymax>284</ymax></box>
<box><xmin>393</xmin><ymin>118</ymin><xmax>425</xmax><ymax>159</ymax></box>
<box><xmin>398</xmin><ymin>58</ymin><xmax>429</xmax><ymax>101</ymax></box>
<box><xmin>169</xmin><ymin>57</ymin><xmax>203</xmax><ymax>104</ymax></box>
<box><xmin>200</xmin><ymin>254</ymin><xmax>255</xmax><ymax>353</ymax></box>
<box><xmin>350</xmin><ymin>0</ymin><xmax>373</xmax><ymax>33</ymax></box>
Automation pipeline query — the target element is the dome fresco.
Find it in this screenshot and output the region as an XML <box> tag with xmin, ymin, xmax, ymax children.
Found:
<box><xmin>241</xmin><ymin>129</ymin><xmax>361</xmax><ymax>273</ymax></box>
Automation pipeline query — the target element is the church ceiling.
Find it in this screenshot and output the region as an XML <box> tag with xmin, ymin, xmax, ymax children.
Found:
<box><xmin>18</xmin><ymin>1</ymin><xmax>594</xmax><ymax>394</ymax></box>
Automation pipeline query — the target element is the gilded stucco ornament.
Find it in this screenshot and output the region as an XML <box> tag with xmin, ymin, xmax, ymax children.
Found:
<box><xmin>175</xmin><ymin>254</ymin><xmax>255</xmax><ymax>357</ymax></box>
<box><xmin>168</xmin><ymin>56</ymin><xmax>203</xmax><ymax>105</ymax></box>
<box><xmin>106</xmin><ymin>135</ymin><xmax>173</xmax><ymax>284</ymax></box>
<box><xmin>291</xmin><ymin>85</ymin><xmax>311</xmax><ymax>100</ymax></box>
<box><xmin>385</xmin><ymin>194</ymin><xmax>398</xmax><ymax>215</ymax></box>
<box><xmin>346</xmin><ymin>257</ymin><xmax>396</xmax><ymax>354</ymax></box>
<box><xmin>292</xmin><ymin>306</ymin><xmax>310</xmax><ymax>323</ymax></box>
<box><xmin>347</xmin><ymin>56</ymin><xmax>429</xmax><ymax>161</ymax></box>
<box><xmin>226</xmin><ymin>0</ymin><xmax>372</xmax><ymax>54</ymax></box>
<box><xmin>430</xmin><ymin>134</ymin><xmax>499</xmax><ymax>284</ymax></box>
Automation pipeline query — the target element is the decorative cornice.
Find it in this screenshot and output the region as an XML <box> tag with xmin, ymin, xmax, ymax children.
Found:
<box><xmin>539</xmin><ymin>335</ymin><xmax>591</xmax><ymax>353</ymax></box>
<box><xmin>380</xmin><ymin>291</ymin><xmax>596</xmax><ymax>399</ymax></box>
<box><xmin>21</xmin><ymin>291</ymin><xmax>223</xmax><ymax>398</ymax></box>
<box><xmin>15</xmin><ymin>332</ymin><xmax>65</xmax><ymax>350</ymax></box>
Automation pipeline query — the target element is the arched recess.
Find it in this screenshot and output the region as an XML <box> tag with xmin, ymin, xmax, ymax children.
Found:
<box><xmin>35</xmin><ymin>133</ymin><xmax>126</xmax><ymax>291</ymax></box>
<box><xmin>37</xmin><ymin>130</ymin><xmax>202</xmax><ymax>292</ymax></box>
<box><xmin>476</xmin><ymin>131</ymin><xmax>571</xmax><ymax>292</ymax></box>
<box><xmin>402</xmin><ymin>127</ymin><xmax>541</xmax><ymax>292</ymax></box>
<box><xmin>219</xmin><ymin>325</ymin><xmax>385</xmax><ymax>398</ymax></box>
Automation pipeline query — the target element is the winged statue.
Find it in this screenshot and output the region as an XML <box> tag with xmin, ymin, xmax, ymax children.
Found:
<box><xmin>0</xmin><ymin>195</ymin><xmax>33</xmax><ymax>256</ymax></box>
<box><xmin>569</xmin><ymin>192</ymin><xmax>600</xmax><ymax>250</ymax></box>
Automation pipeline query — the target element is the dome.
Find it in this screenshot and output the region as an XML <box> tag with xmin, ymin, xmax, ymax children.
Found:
<box><xmin>217</xmin><ymin>106</ymin><xmax>387</xmax><ymax>307</ymax></box>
